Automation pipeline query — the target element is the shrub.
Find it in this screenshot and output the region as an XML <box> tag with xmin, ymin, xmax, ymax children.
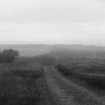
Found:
<box><xmin>0</xmin><ymin>49</ymin><xmax>19</xmax><ymax>63</ymax></box>
<box><xmin>56</xmin><ymin>64</ymin><xmax>73</xmax><ymax>76</ymax></box>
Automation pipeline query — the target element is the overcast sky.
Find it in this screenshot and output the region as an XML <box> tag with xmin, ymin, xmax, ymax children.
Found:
<box><xmin>0</xmin><ymin>0</ymin><xmax>105</xmax><ymax>45</ymax></box>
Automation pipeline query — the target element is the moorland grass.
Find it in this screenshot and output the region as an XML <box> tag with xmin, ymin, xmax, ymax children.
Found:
<box><xmin>0</xmin><ymin>62</ymin><xmax>50</xmax><ymax>105</ymax></box>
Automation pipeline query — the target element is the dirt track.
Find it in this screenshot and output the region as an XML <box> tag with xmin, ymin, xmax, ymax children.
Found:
<box><xmin>43</xmin><ymin>66</ymin><xmax>105</xmax><ymax>105</ymax></box>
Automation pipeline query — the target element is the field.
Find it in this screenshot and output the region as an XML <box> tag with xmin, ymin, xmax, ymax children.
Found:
<box><xmin>0</xmin><ymin>45</ymin><xmax>105</xmax><ymax>105</ymax></box>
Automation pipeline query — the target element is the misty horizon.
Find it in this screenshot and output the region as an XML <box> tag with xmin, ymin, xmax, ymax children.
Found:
<box><xmin>1</xmin><ymin>41</ymin><xmax>105</xmax><ymax>47</ymax></box>
<box><xmin>0</xmin><ymin>0</ymin><xmax>105</xmax><ymax>45</ymax></box>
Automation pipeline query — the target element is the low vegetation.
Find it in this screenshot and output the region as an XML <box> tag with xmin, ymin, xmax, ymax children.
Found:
<box><xmin>0</xmin><ymin>47</ymin><xmax>105</xmax><ymax>104</ymax></box>
<box><xmin>56</xmin><ymin>64</ymin><xmax>105</xmax><ymax>89</ymax></box>
<box><xmin>0</xmin><ymin>60</ymin><xmax>49</xmax><ymax>105</ymax></box>
<box><xmin>44</xmin><ymin>66</ymin><xmax>105</xmax><ymax>105</ymax></box>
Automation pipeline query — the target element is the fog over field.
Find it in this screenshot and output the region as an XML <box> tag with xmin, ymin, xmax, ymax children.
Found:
<box><xmin>0</xmin><ymin>0</ymin><xmax>104</xmax><ymax>45</ymax></box>
<box><xmin>0</xmin><ymin>1</ymin><xmax>105</xmax><ymax>105</ymax></box>
<box><xmin>0</xmin><ymin>44</ymin><xmax>105</xmax><ymax>57</ymax></box>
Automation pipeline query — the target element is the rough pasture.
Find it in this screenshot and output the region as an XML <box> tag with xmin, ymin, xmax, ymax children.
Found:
<box><xmin>56</xmin><ymin>64</ymin><xmax>105</xmax><ymax>89</ymax></box>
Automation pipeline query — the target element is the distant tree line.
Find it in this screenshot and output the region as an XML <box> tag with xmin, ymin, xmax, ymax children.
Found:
<box><xmin>0</xmin><ymin>49</ymin><xmax>19</xmax><ymax>63</ymax></box>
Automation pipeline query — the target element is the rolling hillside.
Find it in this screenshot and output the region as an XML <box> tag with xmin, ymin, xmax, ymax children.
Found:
<box><xmin>49</xmin><ymin>45</ymin><xmax>105</xmax><ymax>59</ymax></box>
<box><xmin>0</xmin><ymin>44</ymin><xmax>53</xmax><ymax>57</ymax></box>
<box><xmin>1</xmin><ymin>44</ymin><xmax>105</xmax><ymax>57</ymax></box>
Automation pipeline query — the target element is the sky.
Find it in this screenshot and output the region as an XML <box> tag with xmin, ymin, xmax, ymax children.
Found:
<box><xmin>0</xmin><ymin>0</ymin><xmax>105</xmax><ymax>45</ymax></box>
